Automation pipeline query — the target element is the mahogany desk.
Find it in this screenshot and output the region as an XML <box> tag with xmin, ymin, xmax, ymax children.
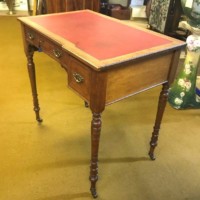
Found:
<box><xmin>18</xmin><ymin>10</ymin><xmax>185</xmax><ymax>198</ymax></box>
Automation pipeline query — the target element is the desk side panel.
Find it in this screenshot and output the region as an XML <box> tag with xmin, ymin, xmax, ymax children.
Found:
<box><xmin>105</xmin><ymin>53</ymin><xmax>173</xmax><ymax>104</ymax></box>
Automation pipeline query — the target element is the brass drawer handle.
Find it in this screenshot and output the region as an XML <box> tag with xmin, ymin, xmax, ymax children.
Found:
<box><xmin>73</xmin><ymin>72</ymin><xmax>84</xmax><ymax>83</ymax></box>
<box><xmin>53</xmin><ymin>49</ymin><xmax>62</xmax><ymax>58</ymax></box>
<box><xmin>27</xmin><ymin>32</ymin><xmax>34</xmax><ymax>40</ymax></box>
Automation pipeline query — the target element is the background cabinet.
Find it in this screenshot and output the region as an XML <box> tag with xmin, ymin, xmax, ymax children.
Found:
<box><xmin>36</xmin><ymin>0</ymin><xmax>100</xmax><ymax>14</ymax></box>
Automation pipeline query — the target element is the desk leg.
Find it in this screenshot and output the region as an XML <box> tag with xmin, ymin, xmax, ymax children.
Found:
<box><xmin>89</xmin><ymin>112</ymin><xmax>102</xmax><ymax>198</ymax></box>
<box><xmin>26</xmin><ymin>45</ymin><xmax>43</xmax><ymax>123</ymax></box>
<box><xmin>149</xmin><ymin>83</ymin><xmax>168</xmax><ymax>160</ymax></box>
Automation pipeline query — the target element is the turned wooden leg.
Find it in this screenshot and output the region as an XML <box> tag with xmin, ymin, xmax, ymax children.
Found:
<box><xmin>149</xmin><ymin>83</ymin><xmax>169</xmax><ymax>160</ymax></box>
<box><xmin>26</xmin><ymin>45</ymin><xmax>43</xmax><ymax>123</ymax></box>
<box><xmin>89</xmin><ymin>112</ymin><xmax>102</xmax><ymax>198</ymax></box>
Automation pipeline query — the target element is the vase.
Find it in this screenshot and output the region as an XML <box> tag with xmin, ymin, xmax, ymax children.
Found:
<box><xmin>168</xmin><ymin>0</ymin><xmax>200</xmax><ymax>109</ymax></box>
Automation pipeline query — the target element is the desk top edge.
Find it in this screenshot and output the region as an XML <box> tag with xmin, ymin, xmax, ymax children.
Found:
<box><xmin>18</xmin><ymin>10</ymin><xmax>186</xmax><ymax>70</ymax></box>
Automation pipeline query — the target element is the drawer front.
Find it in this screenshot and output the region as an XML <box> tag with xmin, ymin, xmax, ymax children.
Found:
<box><xmin>39</xmin><ymin>35</ymin><xmax>63</xmax><ymax>62</ymax></box>
<box><xmin>68</xmin><ymin>58</ymin><xmax>91</xmax><ymax>100</ymax></box>
<box><xmin>24</xmin><ymin>26</ymin><xmax>39</xmax><ymax>46</ymax></box>
<box><xmin>24</xmin><ymin>27</ymin><xmax>65</xmax><ymax>63</ymax></box>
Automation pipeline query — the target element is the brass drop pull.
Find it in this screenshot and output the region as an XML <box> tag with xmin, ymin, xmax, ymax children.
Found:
<box><xmin>28</xmin><ymin>32</ymin><xmax>34</xmax><ymax>40</ymax></box>
<box><xmin>53</xmin><ymin>49</ymin><xmax>62</xmax><ymax>58</ymax></box>
<box><xmin>73</xmin><ymin>72</ymin><xmax>84</xmax><ymax>83</ymax></box>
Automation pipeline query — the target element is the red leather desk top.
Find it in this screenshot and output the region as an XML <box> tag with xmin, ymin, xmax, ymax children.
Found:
<box><xmin>28</xmin><ymin>11</ymin><xmax>172</xmax><ymax>60</ymax></box>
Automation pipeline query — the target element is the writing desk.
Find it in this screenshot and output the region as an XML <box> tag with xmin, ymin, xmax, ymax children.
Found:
<box><xmin>18</xmin><ymin>10</ymin><xmax>185</xmax><ymax>198</ymax></box>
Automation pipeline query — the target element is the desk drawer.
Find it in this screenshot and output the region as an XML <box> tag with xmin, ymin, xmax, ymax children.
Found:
<box><xmin>68</xmin><ymin>58</ymin><xmax>91</xmax><ymax>100</ymax></box>
<box><xmin>39</xmin><ymin>35</ymin><xmax>63</xmax><ymax>62</ymax></box>
<box><xmin>24</xmin><ymin>27</ymin><xmax>64</xmax><ymax>62</ymax></box>
<box><xmin>24</xmin><ymin>26</ymin><xmax>39</xmax><ymax>45</ymax></box>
